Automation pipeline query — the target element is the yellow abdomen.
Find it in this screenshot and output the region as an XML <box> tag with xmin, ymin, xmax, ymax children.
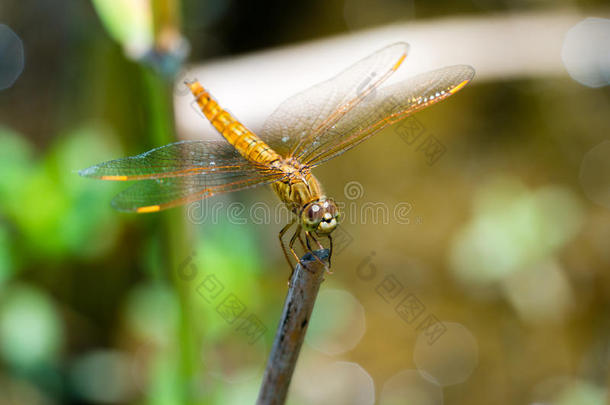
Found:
<box><xmin>187</xmin><ymin>81</ymin><xmax>280</xmax><ymax>165</ymax></box>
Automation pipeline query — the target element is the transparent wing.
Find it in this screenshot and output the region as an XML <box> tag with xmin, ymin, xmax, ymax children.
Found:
<box><xmin>79</xmin><ymin>140</ymin><xmax>268</xmax><ymax>180</ymax></box>
<box><xmin>260</xmin><ymin>42</ymin><xmax>409</xmax><ymax>157</ymax></box>
<box><xmin>109</xmin><ymin>171</ymin><xmax>283</xmax><ymax>212</ymax></box>
<box><xmin>79</xmin><ymin>140</ymin><xmax>285</xmax><ymax>212</ymax></box>
<box><xmin>299</xmin><ymin>65</ymin><xmax>475</xmax><ymax>167</ymax></box>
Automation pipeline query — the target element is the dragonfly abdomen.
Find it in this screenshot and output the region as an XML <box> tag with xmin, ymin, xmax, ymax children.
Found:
<box><xmin>187</xmin><ymin>81</ymin><xmax>280</xmax><ymax>165</ymax></box>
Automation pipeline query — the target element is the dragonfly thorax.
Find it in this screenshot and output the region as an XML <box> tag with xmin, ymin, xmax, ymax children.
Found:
<box><xmin>269</xmin><ymin>158</ymin><xmax>340</xmax><ymax>234</ymax></box>
<box><xmin>270</xmin><ymin>158</ymin><xmax>337</xmax><ymax>231</ymax></box>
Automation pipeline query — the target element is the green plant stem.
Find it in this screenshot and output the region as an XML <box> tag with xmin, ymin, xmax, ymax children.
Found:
<box><xmin>140</xmin><ymin>64</ymin><xmax>196</xmax><ymax>403</ymax></box>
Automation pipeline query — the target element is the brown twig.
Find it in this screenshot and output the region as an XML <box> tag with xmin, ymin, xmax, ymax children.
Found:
<box><xmin>256</xmin><ymin>249</ymin><xmax>330</xmax><ymax>405</ymax></box>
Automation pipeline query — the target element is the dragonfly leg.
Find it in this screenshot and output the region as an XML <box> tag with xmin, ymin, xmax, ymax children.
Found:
<box><xmin>305</xmin><ymin>231</ymin><xmax>331</xmax><ymax>274</ymax></box>
<box><xmin>279</xmin><ymin>220</ymin><xmax>297</xmax><ymax>271</ymax></box>
<box><xmin>297</xmin><ymin>232</ymin><xmax>307</xmax><ymax>252</ymax></box>
<box><xmin>307</xmin><ymin>231</ymin><xmax>326</xmax><ymax>251</ymax></box>
<box><xmin>288</xmin><ymin>225</ymin><xmax>303</xmax><ymax>264</ymax></box>
<box><xmin>287</xmin><ymin>225</ymin><xmax>304</xmax><ymax>283</ymax></box>
<box><xmin>327</xmin><ymin>233</ymin><xmax>333</xmax><ymax>268</ymax></box>
<box><xmin>305</xmin><ymin>231</ymin><xmax>313</xmax><ymax>252</ymax></box>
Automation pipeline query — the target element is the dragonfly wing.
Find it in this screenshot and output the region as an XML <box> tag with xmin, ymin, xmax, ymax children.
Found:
<box><xmin>260</xmin><ymin>42</ymin><xmax>409</xmax><ymax>157</ymax></box>
<box><xmin>298</xmin><ymin>65</ymin><xmax>475</xmax><ymax>167</ymax></box>
<box><xmin>79</xmin><ymin>140</ymin><xmax>264</xmax><ymax>180</ymax></box>
<box><xmin>79</xmin><ymin>140</ymin><xmax>285</xmax><ymax>212</ymax></box>
<box><xmin>110</xmin><ymin>171</ymin><xmax>283</xmax><ymax>212</ymax></box>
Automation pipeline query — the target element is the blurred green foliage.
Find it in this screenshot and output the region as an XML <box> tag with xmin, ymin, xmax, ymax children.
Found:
<box><xmin>0</xmin><ymin>125</ymin><xmax>121</xmax><ymax>266</ymax></box>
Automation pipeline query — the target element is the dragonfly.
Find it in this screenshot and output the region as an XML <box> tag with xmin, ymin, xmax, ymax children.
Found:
<box><xmin>80</xmin><ymin>42</ymin><xmax>474</xmax><ymax>271</ymax></box>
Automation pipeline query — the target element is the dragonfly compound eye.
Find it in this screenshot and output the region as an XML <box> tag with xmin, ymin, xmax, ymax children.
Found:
<box><xmin>303</xmin><ymin>203</ymin><xmax>324</xmax><ymax>228</ymax></box>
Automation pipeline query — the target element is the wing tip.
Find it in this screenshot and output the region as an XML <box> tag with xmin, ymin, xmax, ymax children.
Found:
<box><xmin>464</xmin><ymin>64</ymin><xmax>476</xmax><ymax>79</ymax></box>
<box><xmin>110</xmin><ymin>198</ymin><xmax>129</xmax><ymax>213</ymax></box>
<box><xmin>110</xmin><ymin>198</ymin><xmax>162</xmax><ymax>214</ymax></box>
<box><xmin>449</xmin><ymin>79</ymin><xmax>470</xmax><ymax>95</ymax></box>
<box><xmin>386</xmin><ymin>42</ymin><xmax>410</xmax><ymax>59</ymax></box>
<box><xmin>110</xmin><ymin>187</ymin><xmax>166</xmax><ymax>213</ymax></box>
<box><xmin>457</xmin><ymin>64</ymin><xmax>476</xmax><ymax>81</ymax></box>
<box><xmin>454</xmin><ymin>66</ymin><xmax>476</xmax><ymax>93</ymax></box>
<box><xmin>78</xmin><ymin>166</ymin><xmax>129</xmax><ymax>181</ymax></box>
<box><xmin>78</xmin><ymin>166</ymin><xmax>96</xmax><ymax>178</ymax></box>
<box><xmin>443</xmin><ymin>65</ymin><xmax>476</xmax><ymax>94</ymax></box>
<box><xmin>390</xmin><ymin>41</ymin><xmax>410</xmax><ymax>52</ymax></box>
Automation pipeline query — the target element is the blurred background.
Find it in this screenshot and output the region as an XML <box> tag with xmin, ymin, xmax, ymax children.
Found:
<box><xmin>1</xmin><ymin>0</ymin><xmax>609</xmax><ymax>404</ymax></box>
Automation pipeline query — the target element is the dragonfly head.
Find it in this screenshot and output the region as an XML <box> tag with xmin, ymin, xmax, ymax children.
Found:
<box><xmin>301</xmin><ymin>198</ymin><xmax>340</xmax><ymax>234</ymax></box>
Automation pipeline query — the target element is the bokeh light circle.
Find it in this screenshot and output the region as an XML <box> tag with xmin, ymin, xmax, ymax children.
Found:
<box><xmin>295</xmin><ymin>361</ymin><xmax>375</xmax><ymax>405</ymax></box>
<box><xmin>0</xmin><ymin>24</ymin><xmax>24</xmax><ymax>90</ymax></box>
<box><xmin>0</xmin><ymin>284</ymin><xmax>63</xmax><ymax>370</ymax></box>
<box><xmin>379</xmin><ymin>369</ymin><xmax>443</xmax><ymax>405</ymax></box>
<box><xmin>580</xmin><ymin>140</ymin><xmax>610</xmax><ymax>209</ymax></box>
<box><xmin>204</xmin><ymin>334</ymin><xmax>267</xmax><ymax>384</ymax></box>
<box><xmin>413</xmin><ymin>322</ymin><xmax>478</xmax><ymax>386</ymax></box>
<box><xmin>561</xmin><ymin>17</ymin><xmax>610</xmax><ymax>88</ymax></box>
<box><xmin>305</xmin><ymin>289</ymin><xmax>366</xmax><ymax>355</ymax></box>
<box><xmin>124</xmin><ymin>283</ymin><xmax>180</xmax><ymax>346</ymax></box>
<box><xmin>70</xmin><ymin>350</ymin><xmax>135</xmax><ymax>403</ymax></box>
<box><xmin>531</xmin><ymin>376</ymin><xmax>607</xmax><ymax>405</ymax></box>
